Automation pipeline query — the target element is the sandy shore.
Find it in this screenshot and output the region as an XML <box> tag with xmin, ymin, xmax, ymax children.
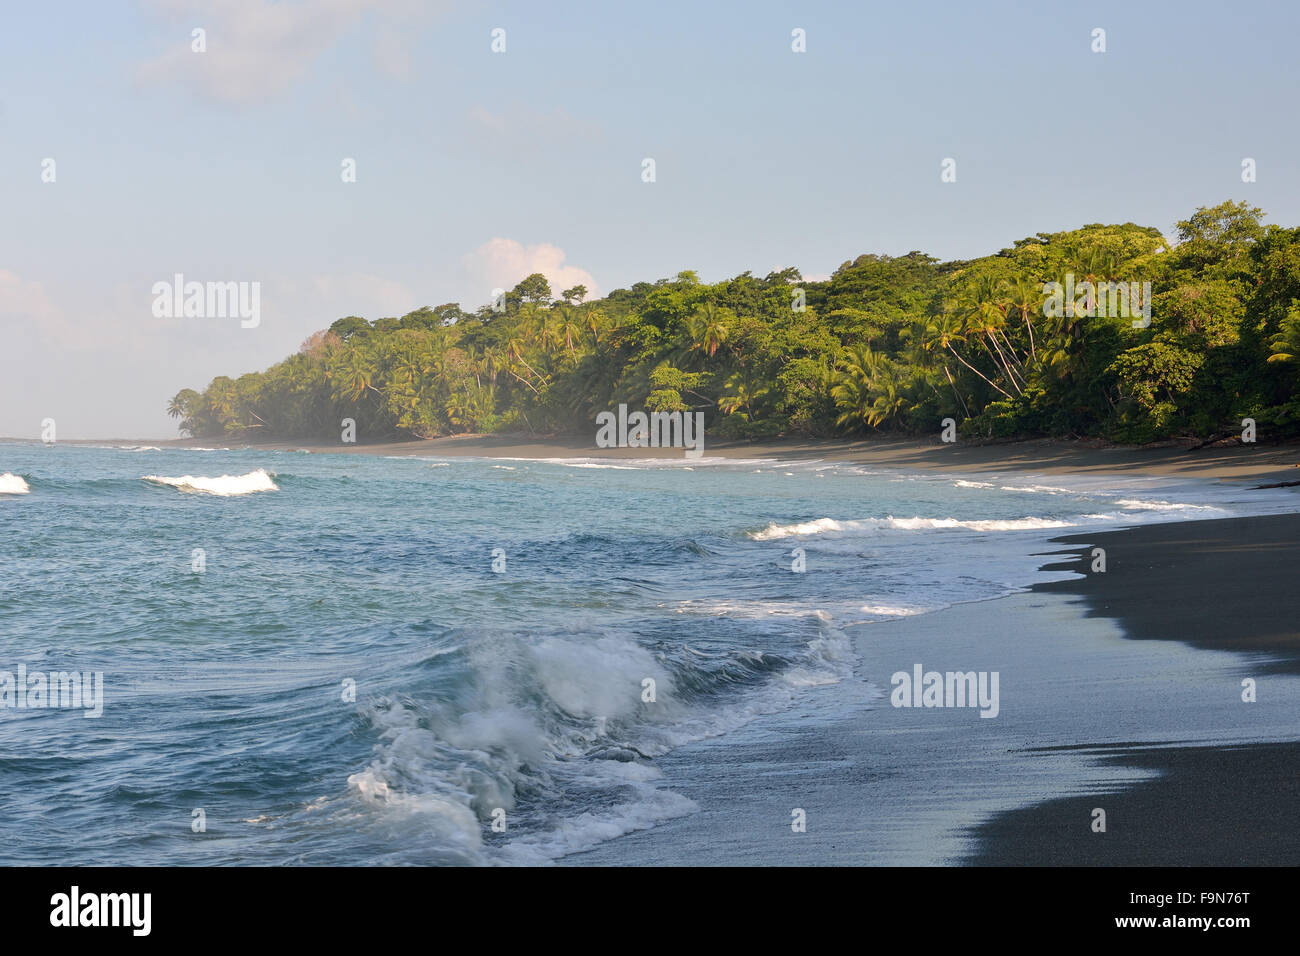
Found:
<box><xmin>966</xmin><ymin>512</ymin><xmax>1300</xmax><ymax>865</ymax></box>
<box><xmin>967</xmin><ymin>742</ymin><xmax>1300</xmax><ymax>865</ymax></box>
<box><xmin>1035</xmin><ymin>515</ymin><xmax>1300</xmax><ymax>672</ymax></box>
<box><xmin>20</xmin><ymin>432</ymin><xmax>1300</xmax><ymax>483</ymax></box>
<box><xmin>566</xmin><ymin>513</ymin><xmax>1300</xmax><ymax>866</ymax></box>
<box><xmin>41</xmin><ymin>432</ymin><xmax>1279</xmax><ymax>485</ymax></box>
<box><xmin>19</xmin><ymin>432</ymin><xmax>1299</xmax><ymax>864</ymax></box>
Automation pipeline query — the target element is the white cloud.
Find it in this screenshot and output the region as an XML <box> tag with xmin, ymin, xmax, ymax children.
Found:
<box><xmin>135</xmin><ymin>0</ymin><xmax>438</xmax><ymax>104</ymax></box>
<box><xmin>461</xmin><ymin>239</ymin><xmax>599</xmax><ymax>301</ymax></box>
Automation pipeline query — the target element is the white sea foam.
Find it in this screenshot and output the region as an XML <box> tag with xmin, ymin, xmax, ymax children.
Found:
<box><xmin>142</xmin><ymin>468</ymin><xmax>278</xmax><ymax>496</ymax></box>
<box><xmin>859</xmin><ymin>604</ymin><xmax>926</xmax><ymax>617</ymax></box>
<box><xmin>0</xmin><ymin>473</ymin><xmax>30</xmax><ymax>495</ymax></box>
<box><xmin>781</xmin><ymin>668</ymin><xmax>842</xmax><ymax>687</ymax></box>
<box><xmin>495</xmin><ymin>776</ymin><xmax>698</xmax><ymax>866</ymax></box>
<box><xmin>1117</xmin><ymin>498</ymin><xmax>1225</xmax><ymax>512</ymax></box>
<box><xmin>345</xmin><ymin>614</ymin><xmax>862</xmax><ymax>864</ymax></box>
<box><xmin>750</xmin><ymin>515</ymin><xmax>1075</xmax><ymax>539</ymax></box>
<box><xmin>750</xmin><ymin>517</ymin><xmax>847</xmax><ymax>538</ymax></box>
<box><xmin>999</xmin><ymin>483</ymin><xmax>1076</xmax><ymax>495</ymax></box>
<box><xmin>509</xmin><ymin>456</ymin><xmax>774</xmax><ymax>470</ymax></box>
<box><xmin>550</xmin><ymin>461</ymin><xmax>640</xmax><ymax>470</ymax></box>
<box><xmin>345</xmin><ymin>630</ymin><xmax>693</xmax><ymax>864</ymax></box>
<box><xmin>674</xmin><ymin>598</ymin><xmax>828</xmax><ymax>619</ymax></box>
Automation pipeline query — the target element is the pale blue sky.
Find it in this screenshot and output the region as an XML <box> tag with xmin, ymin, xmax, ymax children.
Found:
<box><xmin>2</xmin><ymin>0</ymin><xmax>1298</xmax><ymax>437</ymax></box>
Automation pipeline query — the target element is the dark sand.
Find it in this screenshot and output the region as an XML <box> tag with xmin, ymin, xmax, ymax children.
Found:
<box><xmin>128</xmin><ymin>433</ymin><xmax>1300</xmax><ymax>484</ymax></box>
<box><xmin>26</xmin><ymin>432</ymin><xmax>1299</xmax><ymax>865</ymax></box>
<box><xmin>566</xmin><ymin>513</ymin><xmax>1300</xmax><ymax>866</ymax></box>
<box><xmin>968</xmin><ymin>513</ymin><xmax>1300</xmax><ymax>866</ymax></box>
<box><xmin>1035</xmin><ymin>515</ymin><xmax>1300</xmax><ymax>673</ymax></box>
<box><xmin>968</xmin><ymin>742</ymin><xmax>1300</xmax><ymax>865</ymax></box>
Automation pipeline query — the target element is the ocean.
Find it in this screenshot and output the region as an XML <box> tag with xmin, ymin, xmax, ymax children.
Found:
<box><xmin>2</xmin><ymin>441</ymin><xmax>1296</xmax><ymax>865</ymax></box>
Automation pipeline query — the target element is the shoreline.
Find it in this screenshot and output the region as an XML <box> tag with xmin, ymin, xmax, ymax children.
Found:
<box><xmin>1032</xmin><ymin>514</ymin><xmax>1300</xmax><ymax>673</ymax></box>
<box><xmin>10</xmin><ymin>433</ymin><xmax>1300</xmax><ymax>485</ymax></box>
<box><xmin>963</xmin><ymin>512</ymin><xmax>1300</xmax><ymax>865</ymax></box>
<box><xmin>8</xmin><ymin>435</ymin><xmax>1298</xmax><ymax>865</ymax></box>
<box><xmin>567</xmin><ymin>512</ymin><xmax>1300</xmax><ymax>866</ymax></box>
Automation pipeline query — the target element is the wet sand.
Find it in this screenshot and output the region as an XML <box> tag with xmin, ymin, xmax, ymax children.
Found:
<box><xmin>566</xmin><ymin>514</ymin><xmax>1300</xmax><ymax>866</ymax></box>
<box><xmin>135</xmin><ymin>433</ymin><xmax>1300</xmax><ymax>485</ymax></box>
<box><xmin>27</xmin><ymin>434</ymin><xmax>1299</xmax><ymax>865</ymax></box>
<box><xmin>966</xmin><ymin>513</ymin><xmax>1300</xmax><ymax>865</ymax></box>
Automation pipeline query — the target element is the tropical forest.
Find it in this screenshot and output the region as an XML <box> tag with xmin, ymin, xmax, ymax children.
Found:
<box><xmin>168</xmin><ymin>201</ymin><xmax>1300</xmax><ymax>445</ymax></box>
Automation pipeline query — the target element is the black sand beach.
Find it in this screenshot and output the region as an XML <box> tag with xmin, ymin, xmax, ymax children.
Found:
<box><xmin>141</xmin><ymin>433</ymin><xmax>1300</xmax><ymax>486</ymax></box>
<box><xmin>1035</xmin><ymin>515</ymin><xmax>1300</xmax><ymax>673</ymax></box>
<box><xmin>968</xmin><ymin>513</ymin><xmax>1300</xmax><ymax>865</ymax></box>
<box><xmin>26</xmin><ymin>435</ymin><xmax>1300</xmax><ymax>865</ymax></box>
<box><xmin>567</xmin><ymin>510</ymin><xmax>1300</xmax><ymax>867</ymax></box>
<box><xmin>968</xmin><ymin>741</ymin><xmax>1300</xmax><ymax>865</ymax></box>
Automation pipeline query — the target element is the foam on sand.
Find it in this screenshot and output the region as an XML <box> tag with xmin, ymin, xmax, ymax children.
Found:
<box><xmin>0</xmin><ymin>473</ymin><xmax>31</xmax><ymax>495</ymax></box>
<box><xmin>749</xmin><ymin>515</ymin><xmax>1075</xmax><ymax>539</ymax></box>
<box><xmin>1117</xmin><ymin>498</ymin><xmax>1225</xmax><ymax>513</ymax></box>
<box><xmin>142</xmin><ymin>468</ymin><xmax>278</xmax><ymax>496</ymax></box>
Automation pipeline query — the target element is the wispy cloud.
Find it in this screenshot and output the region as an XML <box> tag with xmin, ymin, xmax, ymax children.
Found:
<box><xmin>135</xmin><ymin>0</ymin><xmax>439</xmax><ymax>105</ymax></box>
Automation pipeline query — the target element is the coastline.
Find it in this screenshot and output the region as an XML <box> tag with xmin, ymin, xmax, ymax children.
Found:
<box><xmin>15</xmin><ymin>433</ymin><xmax>1300</xmax><ymax>485</ymax></box>
<box><xmin>1033</xmin><ymin>515</ymin><xmax>1300</xmax><ymax>672</ymax></box>
<box><xmin>566</xmin><ymin>512</ymin><xmax>1300</xmax><ymax>866</ymax></box>
<box><xmin>9</xmin><ymin>436</ymin><xmax>1298</xmax><ymax>865</ymax></box>
<box><xmin>965</xmin><ymin>512</ymin><xmax>1300</xmax><ymax>865</ymax></box>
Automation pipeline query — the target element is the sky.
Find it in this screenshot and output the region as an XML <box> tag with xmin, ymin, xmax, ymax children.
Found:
<box><xmin>2</xmin><ymin>0</ymin><xmax>1298</xmax><ymax>438</ymax></box>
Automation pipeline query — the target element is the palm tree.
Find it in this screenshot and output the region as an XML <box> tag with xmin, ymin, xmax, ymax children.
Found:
<box><xmin>166</xmin><ymin>389</ymin><xmax>198</xmax><ymax>420</ymax></box>
<box><xmin>328</xmin><ymin>345</ymin><xmax>381</xmax><ymax>402</ymax></box>
<box><xmin>503</xmin><ymin>336</ymin><xmax>547</xmax><ymax>396</ymax></box>
<box><xmin>684</xmin><ymin>303</ymin><xmax>730</xmax><ymax>361</ymax></box>
<box><xmin>718</xmin><ymin>368</ymin><xmax>772</xmax><ymax>420</ymax></box>
<box><xmin>830</xmin><ymin>345</ymin><xmax>910</xmax><ymax>429</ymax></box>
<box><xmin>1066</xmin><ymin>245</ymin><xmax>1117</xmax><ymax>317</ymax></box>
<box><xmin>584</xmin><ymin>308</ymin><xmax>607</xmax><ymax>347</ymax></box>
<box><xmin>926</xmin><ymin>308</ymin><xmax>1013</xmax><ymax>400</ymax></box>
<box><xmin>1009</xmin><ymin>274</ymin><xmax>1043</xmax><ymax>363</ymax></box>
<box><xmin>915</xmin><ymin>318</ymin><xmax>970</xmax><ymax>417</ymax></box>
<box><xmin>553</xmin><ymin>305</ymin><xmax>584</xmax><ymax>359</ymax></box>
<box><xmin>481</xmin><ymin>346</ymin><xmax>505</xmax><ymax>385</ymax></box>
<box><xmin>966</xmin><ymin>274</ymin><xmax>1025</xmax><ymax>392</ymax></box>
<box><xmin>533</xmin><ymin>313</ymin><xmax>561</xmax><ymax>357</ymax></box>
<box><xmin>1267</xmin><ymin>307</ymin><xmax>1300</xmax><ymax>363</ymax></box>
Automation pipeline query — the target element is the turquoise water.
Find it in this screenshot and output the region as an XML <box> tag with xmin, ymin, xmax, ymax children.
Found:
<box><xmin>1</xmin><ymin>442</ymin><xmax>1293</xmax><ymax>864</ymax></box>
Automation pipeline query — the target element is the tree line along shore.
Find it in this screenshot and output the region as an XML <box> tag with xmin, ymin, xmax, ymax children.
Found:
<box><xmin>168</xmin><ymin>201</ymin><xmax>1300</xmax><ymax>447</ymax></box>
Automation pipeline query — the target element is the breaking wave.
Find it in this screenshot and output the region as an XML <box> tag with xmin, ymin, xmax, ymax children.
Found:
<box><xmin>142</xmin><ymin>468</ymin><xmax>278</xmax><ymax>496</ymax></box>
<box><xmin>344</xmin><ymin>614</ymin><xmax>855</xmax><ymax>864</ymax></box>
<box><xmin>1117</xmin><ymin>498</ymin><xmax>1226</xmax><ymax>513</ymax></box>
<box><xmin>0</xmin><ymin>473</ymin><xmax>31</xmax><ymax>495</ymax></box>
<box><xmin>749</xmin><ymin>515</ymin><xmax>1075</xmax><ymax>539</ymax></box>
